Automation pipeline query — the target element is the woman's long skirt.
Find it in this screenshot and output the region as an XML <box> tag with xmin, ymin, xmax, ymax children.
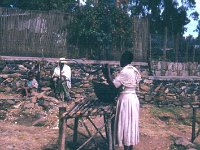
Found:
<box><xmin>114</xmin><ymin>93</ymin><xmax>140</xmax><ymax>146</ymax></box>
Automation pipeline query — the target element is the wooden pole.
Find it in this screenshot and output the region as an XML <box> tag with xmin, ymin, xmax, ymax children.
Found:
<box><xmin>76</xmin><ymin>124</ymin><xmax>106</xmax><ymax>150</ymax></box>
<box><xmin>104</xmin><ymin>114</ymin><xmax>109</xmax><ymax>140</ymax></box>
<box><xmin>185</xmin><ymin>39</ymin><xmax>189</xmax><ymax>62</ymax></box>
<box><xmin>163</xmin><ymin>27</ymin><xmax>167</xmax><ymax>60</ymax></box>
<box><xmin>191</xmin><ymin>107</ymin><xmax>196</xmax><ymax>142</ymax></box>
<box><xmin>87</xmin><ymin>116</ymin><xmax>107</xmax><ymax>142</ymax></box>
<box><xmin>108</xmin><ymin>117</ymin><xmax>113</xmax><ymax>150</ymax></box>
<box><xmin>73</xmin><ymin>117</ymin><xmax>79</xmax><ymax>145</ymax></box>
<box><xmin>81</xmin><ymin>118</ymin><xmax>99</xmax><ymax>148</ymax></box>
<box><xmin>175</xmin><ymin>33</ymin><xmax>179</xmax><ymax>62</ymax></box>
<box><xmin>192</xmin><ymin>46</ymin><xmax>195</xmax><ymax>63</ymax></box>
<box><xmin>111</xmin><ymin>115</ymin><xmax>115</xmax><ymax>148</ymax></box>
<box><xmin>148</xmin><ymin>34</ymin><xmax>153</xmax><ymax>75</ymax></box>
<box><xmin>58</xmin><ymin>107</ymin><xmax>67</xmax><ymax>150</ymax></box>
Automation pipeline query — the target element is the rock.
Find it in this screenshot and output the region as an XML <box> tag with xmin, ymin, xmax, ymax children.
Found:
<box><xmin>6</xmin><ymin>145</ymin><xmax>15</xmax><ymax>150</ymax></box>
<box><xmin>155</xmin><ymin>95</ymin><xmax>165</xmax><ymax>101</ymax></box>
<box><xmin>3</xmin><ymin>78</ymin><xmax>13</xmax><ymax>83</ymax></box>
<box><xmin>1</xmin><ymin>59</ymin><xmax>200</xmax><ymax>112</ymax></box>
<box><xmin>140</xmin><ymin>84</ymin><xmax>150</xmax><ymax>92</ymax></box>
<box><xmin>18</xmin><ymin>64</ymin><xmax>28</xmax><ymax>71</ymax></box>
<box><xmin>41</xmin><ymin>87</ymin><xmax>51</xmax><ymax>91</ymax></box>
<box><xmin>13</xmin><ymin>102</ymin><xmax>24</xmax><ymax>109</ymax></box>
<box><xmin>183</xmin><ymin>105</ymin><xmax>191</xmax><ymax>108</ymax></box>
<box><xmin>32</xmin><ymin>116</ymin><xmax>46</xmax><ymax>126</ymax></box>
<box><xmin>44</xmin><ymin>97</ymin><xmax>59</xmax><ymax>104</ymax></box>
<box><xmin>71</xmin><ymin>77</ymin><xmax>81</xmax><ymax>84</ymax></box>
<box><xmin>74</xmin><ymin>88</ymin><xmax>85</xmax><ymax>93</ymax></box>
<box><xmin>164</xmin><ymin>88</ymin><xmax>169</xmax><ymax>93</ymax></box>
<box><xmin>155</xmin><ymin>71</ymin><xmax>161</xmax><ymax>76</ymax></box>
<box><xmin>8</xmin><ymin>73</ymin><xmax>22</xmax><ymax>78</ymax></box>
<box><xmin>154</xmin><ymin>86</ymin><xmax>161</xmax><ymax>92</ymax></box>
<box><xmin>23</xmin><ymin>103</ymin><xmax>35</xmax><ymax>109</ymax></box>
<box><xmin>174</xmin><ymin>137</ymin><xmax>196</xmax><ymax>149</ymax></box>
<box><xmin>0</xmin><ymin>74</ymin><xmax>9</xmax><ymax>79</ymax></box>
<box><xmin>141</xmin><ymin>71</ymin><xmax>149</xmax><ymax>77</ymax></box>
<box><xmin>143</xmin><ymin>79</ymin><xmax>153</xmax><ymax>84</ymax></box>
<box><xmin>7</xmin><ymin>100</ymin><xmax>15</xmax><ymax>105</ymax></box>
<box><xmin>144</xmin><ymin>95</ymin><xmax>152</xmax><ymax>102</ymax></box>
<box><xmin>3</xmin><ymin>87</ymin><xmax>12</xmax><ymax>93</ymax></box>
<box><xmin>81</xmin><ymin>83</ymin><xmax>91</xmax><ymax>88</ymax></box>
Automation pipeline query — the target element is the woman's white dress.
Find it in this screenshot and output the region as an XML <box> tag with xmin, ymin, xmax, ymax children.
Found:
<box><xmin>113</xmin><ymin>64</ymin><xmax>141</xmax><ymax>147</ymax></box>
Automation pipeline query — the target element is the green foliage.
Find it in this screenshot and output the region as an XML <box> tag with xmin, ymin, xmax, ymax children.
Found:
<box><xmin>195</xmin><ymin>20</ymin><xmax>200</xmax><ymax>36</ymax></box>
<box><xmin>1</xmin><ymin>0</ymin><xmax>199</xmax><ymax>37</ymax></box>
<box><xmin>68</xmin><ymin>2</ymin><xmax>133</xmax><ymax>59</ymax></box>
<box><xmin>125</xmin><ymin>0</ymin><xmax>199</xmax><ymax>36</ymax></box>
<box><xmin>0</xmin><ymin>0</ymin><xmax>78</xmax><ymax>12</ymax></box>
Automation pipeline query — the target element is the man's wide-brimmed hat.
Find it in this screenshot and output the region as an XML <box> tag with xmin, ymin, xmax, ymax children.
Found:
<box><xmin>58</xmin><ymin>57</ymin><xmax>67</xmax><ymax>64</ymax></box>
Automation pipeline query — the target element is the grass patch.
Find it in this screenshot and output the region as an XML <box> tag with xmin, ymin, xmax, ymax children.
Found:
<box><xmin>150</xmin><ymin>106</ymin><xmax>194</xmax><ymax>125</ymax></box>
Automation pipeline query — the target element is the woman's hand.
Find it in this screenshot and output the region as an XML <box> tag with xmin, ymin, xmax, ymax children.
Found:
<box><xmin>102</xmin><ymin>64</ymin><xmax>114</xmax><ymax>86</ymax></box>
<box><xmin>102</xmin><ymin>64</ymin><xmax>110</xmax><ymax>79</ymax></box>
<box><xmin>106</xmin><ymin>64</ymin><xmax>111</xmax><ymax>73</ymax></box>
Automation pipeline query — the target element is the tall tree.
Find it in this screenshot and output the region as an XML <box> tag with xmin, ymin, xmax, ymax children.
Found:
<box><xmin>195</xmin><ymin>20</ymin><xmax>200</xmax><ymax>37</ymax></box>
<box><xmin>117</xmin><ymin>0</ymin><xmax>198</xmax><ymax>36</ymax></box>
<box><xmin>68</xmin><ymin>1</ymin><xmax>133</xmax><ymax>59</ymax></box>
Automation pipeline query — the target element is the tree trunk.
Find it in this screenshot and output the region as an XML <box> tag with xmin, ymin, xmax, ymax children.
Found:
<box><xmin>175</xmin><ymin>33</ymin><xmax>179</xmax><ymax>62</ymax></box>
<box><xmin>163</xmin><ymin>27</ymin><xmax>167</xmax><ymax>60</ymax></box>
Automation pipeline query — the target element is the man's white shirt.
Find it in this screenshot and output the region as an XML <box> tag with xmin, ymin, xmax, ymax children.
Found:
<box><xmin>53</xmin><ymin>64</ymin><xmax>71</xmax><ymax>88</ymax></box>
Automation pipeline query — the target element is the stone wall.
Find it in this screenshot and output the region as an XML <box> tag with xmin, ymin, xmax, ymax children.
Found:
<box><xmin>139</xmin><ymin>76</ymin><xmax>200</xmax><ymax>106</ymax></box>
<box><xmin>151</xmin><ymin>61</ymin><xmax>200</xmax><ymax>76</ymax></box>
<box><xmin>0</xmin><ymin>59</ymin><xmax>200</xmax><ymax>108</ymax></box>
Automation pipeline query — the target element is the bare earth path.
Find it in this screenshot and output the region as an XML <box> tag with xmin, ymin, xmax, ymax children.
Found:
<box><xmin>0</xmin><ymin>93</ymin><xmax>199</xmax><ymax>150</ymax></box>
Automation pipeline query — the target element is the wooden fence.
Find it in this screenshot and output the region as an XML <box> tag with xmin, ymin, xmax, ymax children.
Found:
<box><xmin>0</xmin><ymin>7</ymin><xmax>149</xmax><ymax>61</ymax></box>
<box><xmin>132</xmin><ymin>16</ymin><xmax>149</xmax><ymax>61</ymax></box>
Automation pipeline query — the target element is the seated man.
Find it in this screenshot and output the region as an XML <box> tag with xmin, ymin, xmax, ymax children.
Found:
<box><xmin>23</xmin><ymin>70</ymin><xmax>39</xmax><ymax>97</ymax></box>
<box><xmin>52</xmin><ymin>58</ymin><xmax>72</xmax><ymax>102</ymax></box>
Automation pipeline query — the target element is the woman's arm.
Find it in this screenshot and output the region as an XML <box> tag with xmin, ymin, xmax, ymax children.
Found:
<box><xmin>102</xmin><ymin>64</ymin><xmax>116</xmax><ymax>89</ymax></box>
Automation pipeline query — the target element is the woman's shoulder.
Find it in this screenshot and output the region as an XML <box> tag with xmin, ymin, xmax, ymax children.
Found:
<box><xmin>121</xmin><ymin>65</ymin><xmax>140</xmax><ymax>75</ymax></box>
<box><xmin>122</xmin><ymin>64</ymin><xmax>136</xmax><ymax>71</ymax></box>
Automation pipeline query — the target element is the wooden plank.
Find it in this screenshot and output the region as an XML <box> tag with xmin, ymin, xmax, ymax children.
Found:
<box><xmin>0</xmin><ymin>56</ymin><xmax>148</xmax><ymax>66</ymax></box>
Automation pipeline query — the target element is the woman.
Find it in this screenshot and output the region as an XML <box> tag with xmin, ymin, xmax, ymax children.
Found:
<box><xmin>103</xmin><ymin>51</ymin><xmax>141</xmax><ymax>150</ymax></box>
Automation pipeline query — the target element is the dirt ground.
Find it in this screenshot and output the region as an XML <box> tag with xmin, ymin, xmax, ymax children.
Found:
<box><xmin>0</xmin><ymin>93</ymin><xmax>200</xmax><ymax>150</ymax></box>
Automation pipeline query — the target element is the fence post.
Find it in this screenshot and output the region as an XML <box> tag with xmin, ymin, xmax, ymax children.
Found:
<box><xmin>191</xmin><ymin>106</ymin><xmax>197</xmax><ymax>143</ymax></box>
<box><xmin>58</xmin><ymin>107</ymin><xmax>67</xmax><ymax>150</ymax></box>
